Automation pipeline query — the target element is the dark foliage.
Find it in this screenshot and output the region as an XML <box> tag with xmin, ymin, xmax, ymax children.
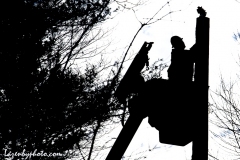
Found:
<box><xmin>0</xmin><ymin>0</ymin><xmax>121</xmax><ymax>159</ymax></box>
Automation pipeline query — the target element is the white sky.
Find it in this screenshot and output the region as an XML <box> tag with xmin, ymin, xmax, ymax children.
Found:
<box><xmin>103</xmin><ymin>0</ymin><xmax>240</xmax><ymax>85</ymax></box>
<box><xmin>94</xmin><ymin>0</ymin><xmax>240</xmax><ymax>159</ymax></box>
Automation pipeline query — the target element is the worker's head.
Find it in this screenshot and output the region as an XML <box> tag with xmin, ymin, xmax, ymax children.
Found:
<box><xmin>170</xmin><ymin>36</ymin><xmax>185</xmax><ymax>50</ymax></box>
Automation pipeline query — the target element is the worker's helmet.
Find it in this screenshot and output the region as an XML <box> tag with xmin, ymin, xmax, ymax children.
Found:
<box><xmin>170</xmin><ymin>36</ymin><xmax>185</xmax><ymax>49</ymax></box>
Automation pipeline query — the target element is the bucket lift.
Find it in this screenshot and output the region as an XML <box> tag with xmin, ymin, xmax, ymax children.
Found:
<box><xmin>106</xmin><ymin>7</ymin><xmax>209</xmax><ymax>160</ymax></box>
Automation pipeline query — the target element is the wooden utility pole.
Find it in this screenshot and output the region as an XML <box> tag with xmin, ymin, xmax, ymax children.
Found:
<box><xmin>192</xmin><ymin>7</ymin><xmax>209</xmax><ymax>160</ymax></box>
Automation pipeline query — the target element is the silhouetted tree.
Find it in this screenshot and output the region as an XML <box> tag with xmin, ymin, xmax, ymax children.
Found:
<box><xmin>0</xmin><ymin>0</ymin><xmax>126</xmax><ymax>159</ymax></box>
<box><xmin>209</xmin><ymin>32</ymin><xmax>240</xmax><ymax>160</ymax></box>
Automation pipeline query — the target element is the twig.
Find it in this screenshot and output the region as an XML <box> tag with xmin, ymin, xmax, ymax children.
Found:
<box><xmin>87</xmin><ymin>121</ymin><xmax>101</xmax><ymax>160</ymax></box>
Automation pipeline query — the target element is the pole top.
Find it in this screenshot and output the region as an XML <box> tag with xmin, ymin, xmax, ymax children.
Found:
<box><xmin>197</xmin><ymin>6</ymin><xmax>207</xmax><ymax>17</ymax></box>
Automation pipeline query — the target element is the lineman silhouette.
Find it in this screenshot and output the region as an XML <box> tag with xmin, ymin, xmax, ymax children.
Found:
<box><xmin>168</xmin><ymin>36</ymin><xmax>194</xmax><ymax>82</ymax></box>
<box><xmin>147</xmin><ymin>36</ymin><xmax>196</xmax><ymax>132</ymax></box>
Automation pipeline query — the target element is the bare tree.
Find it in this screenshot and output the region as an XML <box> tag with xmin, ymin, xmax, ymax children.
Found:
<box><xmin>209</xmin><ymin>31</ymin><xmax>240</xmax><ymax>159</ymax></box>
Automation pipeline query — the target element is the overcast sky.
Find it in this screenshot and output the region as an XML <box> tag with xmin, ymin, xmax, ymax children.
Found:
<box><xmin>97</xmin><ymin>0</ymin><xmax>240</xmax><ymax>159</ymax></box>
<box><xmin>105</xmin><ymin>0</ymin><xmax>240</xmax><ymax>86</ymax></box>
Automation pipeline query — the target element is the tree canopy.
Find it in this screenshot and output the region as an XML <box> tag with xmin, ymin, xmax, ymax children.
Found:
<box><xmin>0</xmin><ymin>0</ymin><xmax>123</xmax><ymax>159</ymax></box>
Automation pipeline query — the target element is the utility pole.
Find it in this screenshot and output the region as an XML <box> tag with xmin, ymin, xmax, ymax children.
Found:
<box><xmin>192</xmin><ymin>7</ymin><xmax>209</xmax><ymax>160</ymax></box>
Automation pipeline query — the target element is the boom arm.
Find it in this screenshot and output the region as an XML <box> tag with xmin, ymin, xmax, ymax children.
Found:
<box><xmin>115</xmin><ymin>42</ymin><xmax>154</xmax><ymax>103</ymax></box>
